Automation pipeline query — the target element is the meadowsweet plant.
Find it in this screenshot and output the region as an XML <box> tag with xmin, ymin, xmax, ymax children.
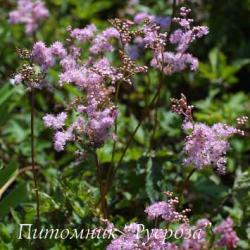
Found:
<box><xmin>145</xmin><ymin>192</ymin><xmax>190</xmax><ymax>224</ymax></box>
<box><xmin>150</xmin><ymin>7</ymin><xmax>209</xmax><ymax>74</ymax></box>
<box><xmin>10</xmin><ymin>47</ymin><xmax>45</xmax><ymax>227</ymax></box>
<box><xmin>8</xmin><ymin>0</ymin><xmax>49</xmax><ymax>229</ymax></box>
<box><xmin>23</xmin><ymin>4</ymin><xmax>209</xmax><ymax>217</ymax></box>
<box><xmin>171</xmin><ymin>94</ymin><xmax>248</xmax><ymax>174</ymax></box>
<box><xmin>106</xmin><ymin>191</ymin><xmax>239</xmax><ymax>249</ymax></box>
<box><xmin>9</xmin><ymin>0</ymin><xmax>49</xmax><ymax>35</ymax></box>
<box><xmin>213</xmin><ymin>217</ymin><xmax>239</xmax><ymax>249</ymax></box>
<box><xmin>8</xmin><ymin>0</ymin><xmax>248</xmax><ymax>249</ymax></box>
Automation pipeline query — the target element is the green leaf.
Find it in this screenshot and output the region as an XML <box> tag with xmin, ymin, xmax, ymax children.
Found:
<box><xmin>38</xmin><ymin>191</ymin><xmax>60</xmax><ymax>213</ymax></box>
<box><xmin>146</xmin><ymin>158</ymin><xmax>155</xmax><ymax>202</ymax></box>
<box><xmin>72</xmin><ymin>1</ymin><xmax>112</xmax><ymax>19</ymax></box>
<box><xmin>209</xmin><ymin>48</ymin><xmax>219</xmax><ymax>73</ymax></box>
<box><xmin>0</xmin><ymin>85</ymin><xmax>14</xmax><ymax>106</ymax></box>
<box><xmin>0</xmin><ymin>183</ymin><xmax>28</xmax><ymax>218</ymax></box>
<box><xmin>0</xmin><ymin>159</ymin><xmax>17</xmax><ymax>188</ymax></box>
<box><xmin>232</xmin><ymin>58</ymin><xmax>250</xmax><ymax>69</ymax></box>
<box><xmin>0</xmin><ymin>105</ymin><xmax>11</xmax><ymax>127</ymax></box>
<box><xmin>0</xmin><ymin>85</ymin><xmax>15</xmax><ymax>126</ymax></box>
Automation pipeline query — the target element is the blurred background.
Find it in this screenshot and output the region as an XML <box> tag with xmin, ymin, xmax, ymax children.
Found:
<box><xmin>0</xmin><ymin>0</ymin><xmax>250</xmax><ymax>249</ymax></box>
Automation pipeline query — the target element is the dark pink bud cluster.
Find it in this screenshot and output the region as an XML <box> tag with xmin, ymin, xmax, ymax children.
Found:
<box><xmin>170</xmin><ymin>93</ymin><xmax>193</xmax><ymax>122</ymax></box>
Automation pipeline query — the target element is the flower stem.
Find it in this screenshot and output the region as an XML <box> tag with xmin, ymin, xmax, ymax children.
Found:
<box><xmin>111</xmin><ymin>82</ymin><xmax>121</xmax><ymax>168</ymax></box>
<box><xmin>210</xmin><ymin>189</ymin><xmax>233</xmax><ymax>218</ymax></box>
<box><xmin>178</xmin><ymin>168</ymin><xmax>196</xmax><ymax>206</ymax></box>
<box><xmin>104</xmin><ymin>82</ymin><xmax>121</xmax><ymax>202</ymax></box>
<box><xmin>149</xmin><ymin>0</ymin><xmax>177</xmax><ymax>144</ymax></box>
<box><xmin>94</xmin><ymin>151</ymin><xmax>108</xmax><ymax>219</ymax></box>
<box><xmin>104</xmin><ymin>0</ymin><xmax>177</xmax><ymax>202</ymax></box>
<box><xmin>110</xmin><ymin>79</ymin><xmax>164</xmax><ymax>182</ymax></box>
<box><xmin>98</xmin><ymin>81</ymin><xmax>161</xmax><ymax>211</ymax></box>
<box><xmin>30</xmin><ymin>88</ymin><xmax>40</xmax><ymax>227</ymax></box>
<box><xmin>180</xmin><ymin>168</ymin><xmax>195</xmax><ymax>193</ymax></box>
<box><xmin>149</xmin><ymin>53</ymin><xmax>165</xmax><ymax>148</ymax></box>
<box><xmin>168</xmin><ymin>0</ymin><xmax>177</xmax><ymax>39</ymax></box>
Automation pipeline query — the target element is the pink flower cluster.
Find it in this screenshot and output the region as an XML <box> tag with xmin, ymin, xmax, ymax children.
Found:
<box><xmin>32</xmin><ymin>29</ymin><xmax>120</xmax><ymax>151</ymax></box>
<box><xmin>171</xmin><ymin>94</ymin><xmax>247</xmax><ymax>174</ymax></box>
<box><xmin>69</xmin><ymin>24</ymin><xmax>97</xmax><ymax>43</ymax></box>
<box><xmin>183</xmin><ymin>122</ymin><xmax>240</xmax><ymax>174</ymax></box>
<box><xmin>68</xmin><ymin>24</ymin><xmax>120</xmax><ymax>55</ymax></box>
<box><xmin>151</xmin><ymin>7</ymin><xmax>209</xmax><ymax>74</ymax></box>
<box><xmin>106</xmin><ymin>193</ymin><xmax>222</xmax><ymax>250</ymax></box>
<box><xmin>181</xmin><ymin>219</ymin><xmax>211</xmax><ymax>250</ymax></box>
<box><xmin>106</xmin><ymin>195</ymin><xmax>239</xmax><ymax>250</ymax></box>
<box><xmin>90</xmin><ymin>28</ymin><xmax>120</xmax><ymax>54</ymax></box>
<box><xmin>43</xmin><ymin>112</ymin><xmax>67</xmax><ymax>130</ymax></box>
<box><xmin>214</xmin><ymin>217</ymin><xmax>239</xmax><ymax>249</ymax></box>
<box><xmin>28</xmin><ymin>6</ymin><xmax>209</xmax><ymax>153</ymax></box>
<box><xmin>43</xmin><ymin>112</ymin><xmax>86</xmax><ymax>151</ymax></box>
<box><xmin>107</xmin><ymin>223</ymin><xmax>179</xmax><ymax>250</ymax></box>
<box><xmin>32</xmin><ymin>42</ymin><xmax>55</xmax><ymax>71</ymax></box>
<box><xmin>9</xmin><ymin>0</ymin><xmax>49</xmax><ymax>34</ymax></box>
<box><xmin>145</xmin><ymin>194</ymin><xmax>190</xmax><ymax>224</ymax></box>
<box><xmin>10</xmin><ymin>74</ymin><xmax>23</xmax><ymax>85</ymax></box>
<box><xmin>105</xmin><ymin>7</ymin><xmax>208</xmax><ymax>73</ymax></box>
<box><xmin>31</xmin><ymin>19</ymin><xmax>152</xmax><ymax>151</ymax></box>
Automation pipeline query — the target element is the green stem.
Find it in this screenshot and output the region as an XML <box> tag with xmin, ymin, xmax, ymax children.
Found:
<box><xmin>180</xmin><ymin>169</ymin><xmax>195</xmax><ymax>193</ymax></box>
<box><xmin>93</xmin><ymin>151</ymin><xmax>107</xmax><ymax>218</ymax></box>
<box><xmin>178</xmin><ymin>168</ymin><xmax>196</xmax><ymax>206</ymax></box>
<box><xmin>167</xmin><ymin>0</ymin><xmax>177</xmax><ymax>39</ymax></box>
<box><xmin>149</xmin><ymin>52</ymin><xmax>165</xmax><ymax>147</ymax></box>
<box><xmin>147</xmin><ymin>0</ymin><xmax>177</xmax><ymax>148</ymax></box>
<box><xmin>104</xmin><ymin>82</ymin><xmax>121</xmax><ymax>201</ymax></box>
<box><xmin>104</xmin><ymin>0</ymin><xmax>177</xmax><ymax>201</ymax></box>
<box><xmin>210</xmin><ymin>189</ymin><xmax>233</xmax><ymax>218</ymax></box>
<box><xmin>111</xmin><ymin>82</ymin><xmax>121</xmax><ymax>167</ymax></box>
<box><xmin>30</xmin><ymin>89</ymin><xmax>40</xmax><ymax>227</ymax></box>
<box><xmin>111</xmin><ymin>79</ymin><xmax>164</xmax><ymax>181</ymax></box>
